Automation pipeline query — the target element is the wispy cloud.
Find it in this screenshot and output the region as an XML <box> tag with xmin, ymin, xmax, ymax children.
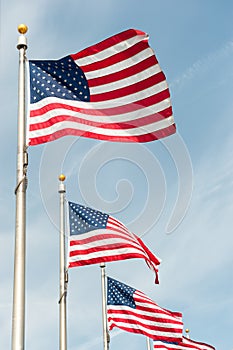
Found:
<box><xmin>171</xmin><ymin>40</ymin><xmax>233</xmax><ymax>89</ymax></box>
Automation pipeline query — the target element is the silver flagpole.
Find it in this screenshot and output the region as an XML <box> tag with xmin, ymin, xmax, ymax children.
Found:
<box><xmin>12</xmin><ymin>24</ymin><xmax>28</xmax><ymax>350</ymax></box>
<box><xmin>58</xmin><ymin>174</ymin><xmax>68</xmax><ymax>350</ymax></box>
<box><xmin>146</xmin><ymin>337</ymin><xmax>151</xmax><ymax>350</ymax></box>
<box><xmin>100</xmin><ymin>263</ymin><xmax>110</xmax><ymax>350</ymax></box>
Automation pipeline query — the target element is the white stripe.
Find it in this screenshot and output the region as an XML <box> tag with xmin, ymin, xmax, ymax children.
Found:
<box><xmin>107</xmin><ymin>224</ymin><xmax>131</xmax><ymax>236</ymax></box>
<box><xmin>69</xmin><ymin>228</ymin><xmax>133</xmax><ymax>241</ymax></box>
<box><xmin>108</xmin><ymin>314</ymin><xmax>182</xmax><ymax>331</ymax></box>
<box><xmin>108</xmin><ymin>319</ymin><xmax>182</xmax><ymax>338</ymax></box>
<box><xmin>69</xmin><ymin>236</ymin><xmax>140</xmax><ymax>250</ymax></box>
<box><xmin>90</xmin><ymin>79</ymin><xmax>169</xmax><ymax>105</ymax></box>
<box><xmin>30</xmin><ymin>96</ymin><xmax>93</xmax><ymax>111</ymax></box>
<box><xmin>69</xmin><ymin>232</ymin><xmax>140</xmax><ymax>244</ymax></box>
<box><xmin>108</xmin><ymin>307</ymin><xmax>183</xmax><ymax>330</ymax></box>
<box><xmin>69</xmin><ymin>238</ymin><xmax>143</xmax><ymax>252</ymax></box>
<box><xmin>74</xmin><ymin>33</ymin><xmax>148</xmax><ymax>66</ymax></box>
<box><xmin>108</xmin><ymin>216</ymin><xmax>128</xmax><ymax>229</ymax></box>
<box><xmin>108</xmin><ymin>306</ymin><xmax>182</xmax><ymax>326</ymax></box>
<box><xmin>135</xmin><ymin>293</ymin><xmax>182</xmax><ymax>321</ymax></box>
<box><xmin>107</xmin><ymin>222</ymin><xmax>130</xmax><ymax>235</ymax></box>
<box><xmin>29</xmin><ymin>115</ymin><xmax>174</xmax><ymax>139</ymax></box>
<box><xmin>90</xmin><ymin>64</ymin><xmax>162</xmax><ymax>94</ymax></box>
<box><xmin>81</xmin><ymin>47</ymin><xmax>154</xmax><ymax>79</ymax></box>
<box><xmin>69</xmin><ymin>246</ymin><xmax>148</xmax><ymax>262</ymax></box>
<box><xmin>29</xmin><ymin>97</ymin><xmax>171</xmax><ymax>125</ymax></box>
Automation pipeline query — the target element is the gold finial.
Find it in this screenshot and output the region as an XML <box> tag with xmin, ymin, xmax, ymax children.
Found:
<box><xmin>18</xmin><ymin>24</ymin><xmax>28</xmax><ymax>35</ymax></box>
<box><xmin>59</xmin><ymin>174</ymin><xmax>66</xmax><ymax>182</ymax></box>
<box><xmin>185</xmin><ymin>328</ymin><xmax>190</xmax><ymax>334</ymax></box>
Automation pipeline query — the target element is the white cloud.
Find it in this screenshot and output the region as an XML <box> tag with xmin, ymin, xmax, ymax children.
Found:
<box><xmin>170</xmin><ymin>40</ymin><xmax>233</xmax><ymax>91</ymax></box>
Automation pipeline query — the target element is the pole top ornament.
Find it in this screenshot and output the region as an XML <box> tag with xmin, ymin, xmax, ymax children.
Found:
<box><xmin>18</xmin><ymin>24</ymin><xmax>28</xmax><ymax>34</ymax></box>
<box><xmin>59</xmin><ymin>174</ymin><xmax>66</xmax><ymax>182</ymax></box>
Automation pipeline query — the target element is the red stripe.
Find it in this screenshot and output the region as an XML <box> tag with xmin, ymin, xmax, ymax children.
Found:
<box><xmin>137</xmin><ymin>237</ymin><xmax>161</xmax><ymax>265</ymax></box>
<box><xmin>29</xmin><ymin>108</ymin><xmax>172</xmax><ymax>133</ymax></box>
<box><xmin>108</xmin><ymin>215</ymin><xmax>127</xmax><ymax>227</ymax></box>
<box><xmin>134</xmin><ymin>295</ymin><xmax>181</xmax><ymax>318</ymax></box>
<box><xmin>90</xmin><ymin>72</ymin><xmax>166</xmax><ymax>102</ymax></box>
<box><xmin>68</xmin><ymin>252</ymin><xmax>155</xmax><ymax>267</ymax></box>
<box><xmin>94</xmin><ymin>226</ymin><xmax>130</xmax><ymax>239</ymax></box>
<box><xmin>88</xmin><ymin>55</ymin><xmax>158</xmax><ymax>87</ymax></box>
<box><xmin>69</xmin><ymin>232</ymin><xmax>138</xmax><ymax>246</ymax></box>
<box><xmin>108</xmin><ymin>316</ymin><xmax>182</xmax><ymax>334</ymax></box>
<box><xmin>153</xmin><ymin>344</ymin><xmax>176</xmax><ymax>349</ymax></box>
<box><xmin>136</xmin><ymin>309</ymin><xmax>182</xmax><ymax>323</ymax></box>
<box><xmin>69</xmin><ymin>243</ymin><xmax>147</xmax><ymax>257</ymax></box>
<box><xmin>153</xmin><ymin>342</ymin><xmax>198</xmax><ymax>349</ymax></box>
<box><xmin>107</xmin><ymin>217</ymin><xmax>129</xmax><ymax>231</ymax></box>
<box><xmin>111</xmin><ymin>302</ymin><xmax>182</xmax><ymax>321</ymax></box>
<box><xmin>97</xmin><ymin>225</ymin><xmax>129</xmax><ymax>236</ymax></box>
<box><xmin>29</xmin><ymin>124</ymin><xmax>176</xmax><ymax>145</ymax></box>
<box><xmin>71</xmin><ymin>29</ymin><xmax>146</xmax><ymax>60</ymax></box>
<box><xmin>108</xmin><ymin>322</ymin><xmax>181</xmax><ymax>343</ymax></box>
<box><xmin>106</xmin><ymin>223</ymin><xmax>130</xmax><ymax>235</ymax></box>
<box><xmin>183</xmin><ymin>337</ymin><xmax>215</xmax><ymax>350</ymax></box>
<box><xmin>78</xmin><ymin>41</ymin><xmax>150</xmax><ymax>72</ymax></box>
<box><xmin>108</xmin><ymin>309</ymin><xmax>182</xmax><ymax>325</ymax></box>
<box><xmin>133</xmin><ymin>308</ymin><xmax>182</xmax><ymax>324</ymax></box>
<box><xmin>30</xmin><ymin>89</ymin><xmax>171</xmax><ymax>118</ymax></box>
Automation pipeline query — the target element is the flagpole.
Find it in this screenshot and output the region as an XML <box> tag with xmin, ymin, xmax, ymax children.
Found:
<box><xmin>12</xmin><ymin>24</ymin><xmax>28</xmax><ymax>350</ymax></box>
<box><xmin>58</xmin><ymin>174</ymin><xmax>68</xmax><ymax>350</ymax></box>
<box><xmin>100</xmin><ymin>263</ymin><xmax>110</xmax><ymax>350</ymax></box>
<box><xmin>146</xmin><ymin>337</ymin><xmax>151</xmax><ymax>350</ymax></box>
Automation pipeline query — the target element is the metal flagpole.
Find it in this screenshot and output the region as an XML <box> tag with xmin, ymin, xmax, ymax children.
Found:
<box><xmin>100</xmin><ymin>263</ymin><xmax>110</xmax><ymax>350</ymax></box>
<box><xmin>58</xmin><ymin>174</ymin><xmax>68</xmax><ymax>350</ymax></box>
<box><xmin>12</xmin><ymin>24</ymin><xmax>28</xmax><ymax>350</ymax></box>
<box><xmin>146</xmin><ymin>337</ymin><xmax>151</xmax><ymax>350</ymax></box>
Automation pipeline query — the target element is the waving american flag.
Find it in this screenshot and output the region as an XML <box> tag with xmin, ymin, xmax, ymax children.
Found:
<box><xmin>28</xmin><ymin>29</ymin><xmax>175</xmax><ymax>145</ymax></box>
<box><xmin>107</xmin><ymin>277</ymin><xmax>183</xmax><ymax>343</ymax></box>
<box><xmin>68</xmin><ymin>201</ymin><xmax>161</xmax><ymax>283</ymax></box>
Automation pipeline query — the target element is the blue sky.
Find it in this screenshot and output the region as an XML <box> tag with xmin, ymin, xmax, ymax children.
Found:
<box><xmin>1</xmin><ymin>1</ymin><xmax>233</xmax><ymax>349</ymax></box>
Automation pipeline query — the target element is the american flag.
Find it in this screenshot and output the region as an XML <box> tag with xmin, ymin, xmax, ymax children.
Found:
<box><xmin>68</xmin><ymin>201</ymin><xmax>161</xmax><ymax>283</ymax></box>
<box><xmin>153</xmin><ymin>337</ymin><xmax>215</xmax><ymax>349</ymax></box>
<box><xmin>107</xmin><ymin>277</ymin><xmax>183</xmax><ymax>343</ymax></box>
<box><xmin>28</xmin><ymin>28</ymin><xmax>176</xmax><ymax>145</ymax></box>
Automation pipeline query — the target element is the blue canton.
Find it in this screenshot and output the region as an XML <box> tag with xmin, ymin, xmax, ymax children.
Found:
<box><xmin>29</xmin><ymin>56</ymin><xmax>90</xmax><ymax>103</ymax></box>
<box><xmin>69</xmin><ymin>201</ymin><xmax>109</xmax><ymax>235</ymax></box>
<box><xmin>107</xmin><ymin>277</ymin><xmax>136</xmax><ymax>308</ymax></box>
